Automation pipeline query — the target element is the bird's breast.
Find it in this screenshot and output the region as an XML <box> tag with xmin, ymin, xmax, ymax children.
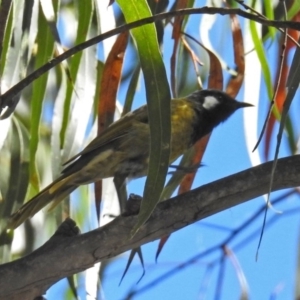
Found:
<box><xmin>169</xmin><ymin>100</ymin><xmax>197</xmax><ymax>162</ymax></box>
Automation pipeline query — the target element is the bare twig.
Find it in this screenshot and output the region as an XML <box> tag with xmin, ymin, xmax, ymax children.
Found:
<box><xmin>1</xmin><ymin>6</ymin><xmax>300</xmax><ymax>117</ymax></box>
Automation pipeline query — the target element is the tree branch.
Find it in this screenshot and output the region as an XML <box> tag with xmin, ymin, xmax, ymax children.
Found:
<box><xmin>1</xmin><ymin>6</ymin><xmax>300</xmax><ymax>117</ymax></box>
<box><xmin>1</xmin><ymin>155</ymin><xmax>300</xmax><ymax>299</ymax></box>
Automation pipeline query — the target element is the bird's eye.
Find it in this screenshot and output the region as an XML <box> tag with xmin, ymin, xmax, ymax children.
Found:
<box><xmin>203</xmin><ymin>96</ymin><xmax>219</xmax><ymax>110</ymax></box>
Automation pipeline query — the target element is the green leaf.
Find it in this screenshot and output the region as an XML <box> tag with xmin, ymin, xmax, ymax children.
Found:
<box><xmin>264</xmin><ymin>0</ymin><xmax>276</xmax><ymax>38</ymax></box>
<box><xmin>29</xmin><ymin>5</ymin><xmax>55</xmax><ymax>190</ymax></box>
<box><xmin>0</xmin><ymin>118</ymin><xmax>29</xmax><ymax>220</ymax></box>
<box><xmin>249</xmin><ymin>19</ymin><xmax>273</xmax><ymax>101</ymax></box>
<box><xmin>51</xmin><ymin>67</ymin><xmax>67</xmax><ymax>179</ymax></box>
<box><xmin>116</xmin><ymin>0</ymin><xmax>171</xmax><ymax>236</ymax></box>
<box><xmin>287</xmin><ymin>0</ymin><xmax>300</xmax><ymax>20</ymax></box>
<box><xmin>60</xmin><ymin>0</ymin><xmax>94</xmax><ymax>148</ymax></box>
<box><xmin>0</xmin><ymin>1</ymin><xmax>13</xmax><ymax>77</ymax></box>
<box><xmin>122</xmin><ymin>64</ymin><xmax>140</xmax><ymax>116</ymax></box>
<box><xmin>160</xmin><ymin>147</ymin><xmax>196</xmax><ymax>201</ymax></box>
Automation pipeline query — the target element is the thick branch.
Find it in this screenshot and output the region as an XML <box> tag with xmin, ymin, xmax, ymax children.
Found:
<box><xmin>1</xmin><ymin>155</ymin><xmax>300</xmax><ymax>299</ymax></box>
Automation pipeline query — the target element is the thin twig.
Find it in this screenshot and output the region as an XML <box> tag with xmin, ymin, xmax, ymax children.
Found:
<box><xmin>256</xmin><ymin>0</ymin><xmax>289</xmax><ymax>261</ymax></box>
<box><xmin>1</xmin><ymin>6</ymin><xmax>300</xmax><ymax>116</ymax></box>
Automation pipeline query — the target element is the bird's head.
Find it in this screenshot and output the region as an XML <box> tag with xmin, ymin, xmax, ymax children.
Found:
<box><xmin>187</xmin><ymin>89</ymin><xmax>253</xmax><ymax>140</ymax></box>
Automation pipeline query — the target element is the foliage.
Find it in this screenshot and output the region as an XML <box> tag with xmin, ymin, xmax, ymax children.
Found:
<box><xmin>0</xmin><ymin>0</ymin><xmax>300</xmax><ymax>299</ymax></box>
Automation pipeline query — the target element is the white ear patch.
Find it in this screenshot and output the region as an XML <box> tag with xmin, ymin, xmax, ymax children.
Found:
<box><xmin>203</xmin><ymin>96</ymin><xmax>219</xmax><ymax>110</ymax></box>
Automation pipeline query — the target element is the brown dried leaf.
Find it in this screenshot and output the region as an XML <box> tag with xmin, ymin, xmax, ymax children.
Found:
<box><xmin>203</xmin><ymin>45</ymin><xmax>223</xmax><ymax>90</ymax></box>
<box><xmin>226</xmin><ymin>14</ymin><xmax>244</xmax><ymax>98</ymax></box>
<box><xmin>265</xmin><ymin>12</ymin><xmax>300</xmax><ymax>159</ymax></box>
<box><xmin>95</xmin><ymin>31</ymin><xmax>129</xmax><ymax>219</ymax></box>
<box><xmin>97</xmin><ymin>31</ymin><xmax>129</xmax><ymax>132</ymax></box>
<box><xmin>178</xmin><ymin>134</ymin><xmax>210</xmax><ymax>194</ymax></box>
<box><xmin>171</xmin><ymin>0</ymin><xmax>189</xmax><ymax>97</ymax></box>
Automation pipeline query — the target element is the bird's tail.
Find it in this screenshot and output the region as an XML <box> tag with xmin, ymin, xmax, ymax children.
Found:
<box><xmin>7</xmin><ymin>176</ymin><xmax>77</xmax><ymax>229</ymax></box>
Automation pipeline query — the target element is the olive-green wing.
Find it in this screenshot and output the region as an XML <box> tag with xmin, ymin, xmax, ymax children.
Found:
<box><xmin>63</xmin><ymin>104</ymin><xmax>149</xmax><ymax>165</ymax></box>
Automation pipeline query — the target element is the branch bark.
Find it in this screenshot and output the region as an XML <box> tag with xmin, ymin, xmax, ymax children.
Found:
<box><xmin>1</xmin><ymin>155</ymin><xmax>300</xmax><ymax>299</ymax></box>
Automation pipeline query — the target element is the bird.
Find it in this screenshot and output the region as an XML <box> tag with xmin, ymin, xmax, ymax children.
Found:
<box><xmin>7</xmin><ymin>89</ymin><xmax>252</xmax><ymax>229</ymax></box>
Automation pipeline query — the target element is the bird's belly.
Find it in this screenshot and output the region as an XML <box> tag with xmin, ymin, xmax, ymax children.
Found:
<box><xmin>169</xmin><ymin>130</ymin><xmax>193</xmax><ymax>163</ymax></box>
<box><xmin>116</xmin><ymin>156</ymin><xmax>149</xmax><ymax>178</ymax></box>
<box><xmin>77</xmin><ymin>151</ymin><xmax>148</xmax><ymax>181</ymax></box>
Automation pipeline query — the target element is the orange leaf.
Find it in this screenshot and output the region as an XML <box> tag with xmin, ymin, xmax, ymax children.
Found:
<box><xmin>97</xmin><ymin>31</ymin><xmax>129</xmax><ymax>133</ymax></box>
<box><xmin>226</xmin><ymin>14</ymin><xmax>244</xmax><ymax>97</ymax></box>
<box><xmin>178</xmin><ymin>134</ymin><xmax>210</xmax><ymax>194</ymax></box>
<box><xmin>264</xmin><ymin>11</ymin><xmax>300</xmax><ymax>159</ymax></box>
<box><xmin>155</xmin><ymin>235</ymin><xmax>170</xmax><ymax>262</ymax></box>
<box><xmin>181</xmin><ymin>37</ymin><xmax>203</xmax><ymax>88</ymax></box>
<box><xmin>198</xmin><ymin>44</ymin><xmax>223</xmax><ymax>90</ymax></box>
<box><xmin>95</xmin><ymin>31</ymin><xmax>129</xmax><ymax>219</ymax></box>
<box><xmin>170</xmin><ymin>0</ymin><xmax>189</xmax><ymax>97</ymax></box>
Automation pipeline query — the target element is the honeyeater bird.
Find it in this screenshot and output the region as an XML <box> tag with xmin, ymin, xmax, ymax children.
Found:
<box><xmin>8</xmin><ymin>89</ymin><xmax>252</xmax><ymax>229</ymax></box>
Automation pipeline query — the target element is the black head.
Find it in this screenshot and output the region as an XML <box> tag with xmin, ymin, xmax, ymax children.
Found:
<box><xmin>187</xmin><ymin>89</ymin><xmax>253</xmax><ymax>141</ymax></box>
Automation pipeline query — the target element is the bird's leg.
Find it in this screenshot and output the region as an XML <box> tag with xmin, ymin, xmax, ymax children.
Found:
<box><xmin>113</xmin><ymin>175</ymin><xmax>127</xmax><ymax>214</ymax></box>
<box><xmin>168</xmin><ymin>163</ymin><xmax>203</xmax><ymax>175</ymax></box>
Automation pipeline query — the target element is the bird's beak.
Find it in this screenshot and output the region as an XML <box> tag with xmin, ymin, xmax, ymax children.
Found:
<box><xmin>236</xmin><ymin>101</ymin><xmax>253</xmax><ymax>108</ymax></box>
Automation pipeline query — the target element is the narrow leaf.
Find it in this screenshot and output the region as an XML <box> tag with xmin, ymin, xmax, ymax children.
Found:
<box><xmin>29</xmin><ymin>5</ymin><xmax>55</xmax><ymax>190</ymax></box>
<box><xmin>122</xmin><ymin>64</ymin><xmax>140</xmax><ymax>116</ymax></box>
<box><xmin>60</xmin><ymin>0</ymin><xmax>94</xmax><ymax>148</ymax></box>
<box><xmin>226</xmin><ymin>14</ymin><xmax>244</xmax><ymax>97</ymax></box>
<box><xmin>119</xmin><ymin>248</ymin><xmax>145</xmax><ymax>285</ymax></box>
<box><xmin>170</xmin><ymin>0</ymin><xmax>189</xmax><ymax>97</ymax></box>
<box><xmin>116</xmin><ymin>0</ymin><xmax>171</xmax><ymax>236</ymax></box>
<box><xmin>95</xmin><ymin>31</ymin><xmax>128</xmax><ymax>219</ymax></box>
<box><xmin>178</xmin><ymin>135</ymin><xmax>210</xmax><ymax>194</ymax></box>
<box><xmin>249</xmin><ymin>19</ymin><xmax>273</xmax><ymax>100</ymax></box>
<box><xmin>155</xmin><ymin>235</ymin><xmax>170</xmax><ymax>262</ymax></box>
<box><xmin>97</xmin><ymin>32</ymin><xmax>128</xmax><ymax>132</ymax></box>
<box><xmin>0</xmin><ymin>0</ymin><xmax>13</xmax><ymax>77</ymax></box>
<box><xmin>2</xmin><ymin>118</ymin><xmax>29</xmax><ymax>217</ymax></box>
